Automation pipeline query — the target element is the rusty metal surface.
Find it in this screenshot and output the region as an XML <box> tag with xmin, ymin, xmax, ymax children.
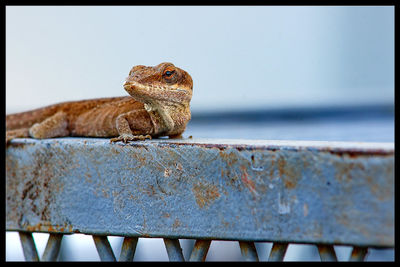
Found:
<box><xmin>19</xmin><ymin>232</ymin><xmax>39</xmax><ymax>261</ymax></box>
<box><xmin>349</xmin><ymin>246</ymin><xmax>369</xmax><ymax>261</ymax></box>
<box><xmin>189</xmin><ymin>239</ymin><xmax>211</xmax><ymax>261</ymax></box>
<box><xmin>163</xmin><ymin>238</ymin><xmax>185</xmax><ymax>261</ymax></box>
<box><xmin>239</xmin><ymin>241</ymin><xmax>259</xmax><ymax>261</ymax></box>
<box><xmin>6</xmin><ymin>137</ymin><xmax>394</xmax><ymax>247</ymax></box>
<box><xmin>118</xmin><ymin>237</ymin><xmax>138</xmax><ymax>261</ymax></box>
<box><xmin>268</xmin><ymin>242</ymin><xmax>289</xmax><ymax>261</ymax></box>
<box><xmin>41</xmin><ymin>233</ymin><xmax>63</xmax><ymax>261</ymax></box>
<box><xmin>92</xmin><ymin>235</ymin><xmax>116</xmax><ymax>261</ymax></box>
<box><xmin>317</xmin><ymin>244</ymin><xmax>338</xmax><ymax>261</ymax></box>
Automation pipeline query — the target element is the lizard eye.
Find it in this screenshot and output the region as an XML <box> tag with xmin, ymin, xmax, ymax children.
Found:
<box><xmin>164</xmin><ymin>70</ymin><xmax>175</xmax><ymax>78</ymax></box>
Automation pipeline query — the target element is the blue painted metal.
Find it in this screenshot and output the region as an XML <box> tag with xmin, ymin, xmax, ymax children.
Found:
<box><xmin>41</xmin><ymin>233</ymin><xmax>63</xmax><ymax>261</ymax></box>
<box><xmin>349</xmin><ymin>246</ymin><xmax>368</xmax><ymax>261</ymax></box>
<box><xmin>118</xmin><ymin>237</ymin><xmax>138</xmax><ymax>261</ymax></box>
<box><xmin>92</xmin><ymin>235</ymin><xmax>116</xmax><ymax>261</ymax></box>
<box><xmin>317</xmin><ymin>244</ymin><xmax>337</xmax><ymax>261</ymax></box>
<box><xmin>19</xmin><ymin>232</ymin><xmax>40</xmax><ymax>261</ymax></box>
<box><xmin>268</xmin><ymin>242</ymin><xmax>288</xmax><ymax>261</ymax></box>
<box><xmin>189</xmin><ymin>239</ymin><xmax>211</xmax><ymax>261</ymax></box>
<box><xmin>239</xmin><ymin>241</ymin><xmax>259</xmax><ymax>261</ymax></box>
<box><xmin>6</xmin><ymin>138</ymin><xmax>394</xmax><ymax>247</ymax></box>
<box><xmin>163</xmin><ymin>238</ymin><xmax>185</xmax><ymax>261</ymax></box>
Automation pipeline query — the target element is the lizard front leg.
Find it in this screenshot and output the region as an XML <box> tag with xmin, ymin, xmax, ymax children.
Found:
<box><xmin>110</xmin><ymin>110</ymin><xmax>153</xmax><ymax>143</ymax></box>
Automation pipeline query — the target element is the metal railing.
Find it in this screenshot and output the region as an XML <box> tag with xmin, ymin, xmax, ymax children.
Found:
<box><xmin>6</xmin><ymin>138</ymin><xmax>394</xmax><ymax>261</ymax></box>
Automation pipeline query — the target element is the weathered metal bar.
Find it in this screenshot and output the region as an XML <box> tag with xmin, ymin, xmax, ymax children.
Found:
<box><xmin>19</xmin><ymin>232</ymin><xmax>39</xmax><ymax>261</ymax></box>
<box><xmin>41</xmin><ymin>233</ymin><xmax>63</xmax><ymax>261</ymax></box>
<box><xmin>92</xmin><ymin>235</ymin><xmax>116</xmax><ymax>261</ymax></box>
<box><xmin>163</xmin><ymin>238</ymin><xmax>185</xmax><ymax>261</ymax></box>
<box><xmin>268</xmin><ymin>242</ymin><xmax>289</xmax><ymax>261</ymax></box>
<box><xmin>189</xmin><ymin>239</ymin><xmax>211</xmax><ymax>261</ymax></box>
<box><xmin>118</xmin><ymin>236</ymin><xmax>138</xmax><ymax>261</ymax></box>
<box><xmin>6</xmin><ymin>138</ymin><xmax>394</xmax><ymax>247</ymax></box>
<box><xmin>349</xmin><ymin>246</ymin><xmax>368</xmax><ymax>261</ymax></box>
<box><xmin>239</xmin><ymin>241</ymin><xmax>259</xmax><ymax>261</ymax></box>
<box><xmin>317</xmin><ymin>244</ymin><xmax>337</xmax><ymax>261</ymax></box>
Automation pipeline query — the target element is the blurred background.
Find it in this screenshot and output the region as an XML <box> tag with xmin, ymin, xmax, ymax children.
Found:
<box><xmin>6</xmin><ymin>6</ymin><xmax>394</xmax><ymax>261</ymax></box>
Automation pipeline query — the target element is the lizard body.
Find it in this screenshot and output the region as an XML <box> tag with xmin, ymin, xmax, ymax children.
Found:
<box><xmin>6</xmin><ymin>62</ymin><xmax>193</xmax><ymax>144</ymax></box>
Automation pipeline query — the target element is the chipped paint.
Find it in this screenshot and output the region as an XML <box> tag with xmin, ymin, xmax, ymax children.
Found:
<box><xmin>6</xmin><ymin>137</ymin><xmax>394</xmax><ymax>247</ymax></box>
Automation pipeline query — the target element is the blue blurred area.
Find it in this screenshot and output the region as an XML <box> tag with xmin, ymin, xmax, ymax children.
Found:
<box><xmin>6</xmin><ymin>6</ymin><xmax>394</xmax><ymax>113</ymax></box>
<box><xmin>187</xmin><ymin>104</ymin><xmax>394</xmax><ymax>142</ymax></box>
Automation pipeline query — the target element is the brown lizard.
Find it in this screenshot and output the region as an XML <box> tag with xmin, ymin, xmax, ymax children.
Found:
<box><xmin>6</xmin><ymin>62</ymin><xmax>193</xmax><ymax>144</ymax></box>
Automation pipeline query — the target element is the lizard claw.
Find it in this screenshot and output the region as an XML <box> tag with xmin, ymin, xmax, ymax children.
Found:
<box><xmin>110</xmin><ymin>134</ymin><xmax>152</xmax><ymax>143</ymax></box>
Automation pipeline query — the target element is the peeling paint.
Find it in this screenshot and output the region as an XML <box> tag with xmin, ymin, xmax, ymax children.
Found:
<box><xmin>6</xmin><ymin>138</ymin><xmax>394</xmax><ymax>247</ymax></box>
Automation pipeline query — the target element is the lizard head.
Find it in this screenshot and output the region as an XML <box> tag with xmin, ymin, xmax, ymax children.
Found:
<box><xmin>123</xmin><ymin>62</ymin><xmax>193</xmax><ymax>105</ymax></box>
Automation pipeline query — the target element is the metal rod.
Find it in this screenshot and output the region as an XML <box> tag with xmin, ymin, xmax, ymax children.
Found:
<box><xmin>349</xmin><ymin>246</ymin><xmax>368</xmax><ymax>261</ymax></box>
<box><xmin>163</xmin><ymin>238</ymin><xmax>185</xmax><ymax>261</ymax></box>
<box><xmin>92</xmin><ymin>235</ymin><xmax>116</xmax><ymax>262</ymax></box>
<box><xmin>19</xmin><ymin>232</ymin><xmax>39</xmax><ymax>261</ymax></box>
<box><xmin>41</xmin><ymin>233</ymin><xmax>63</xmax><ymax>261</ymax></box>
<box><xmin>238</xmin><ymin>241</ymin><xmax>259</xmax><ymax>261</ymax></box>
<box><xmin>118</xmin><ymin>237</ymin><xmax>138</xmax><ymax>262</ymax></box>
<box><xmin>317</xmin><ymin>244</ymin><xmax>338</xmax><ymax>261</ymax></box>
<box><xmin>268</xmin><ymin>242</ymin><xmax>289</xmax><ymax>261</ymax></box>
<box><xmin>189</xmin><ymin>239</ymin><xmax>211</xmax><ymax>261</ymax></box>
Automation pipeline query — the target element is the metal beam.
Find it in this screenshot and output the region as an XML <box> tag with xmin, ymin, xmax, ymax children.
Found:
<box><xmin>118</xmin><ymin>237</ymin><xmax>138</xmax><ymax>261</ymax></box>
<box><xmin>19</xmin><ymin>232</ymin><xmax>39</xmax><ymax>261</ymax></box>
<box><xmin>189</xmin><ymin>239</ymin><xmax>211</xmax><ymax>261</ymax></box>
<box><xmin>239</xmin><ymin>241</ymin><xmax>259</xmax><ymax>261</ymax></box>
<box><xmin>268</xmin><ymin>242</ymin><xmax>288</xmax><ymax>261</ymax></box>
<box><xmin>92</xmin><ymin>235</ymin><xmax>116</xmax><ymax>261</ymax></box>
<box><xmin>41</xmin><ymin>233</ymin><xmax>63</xmax><ymax>261</ymax></box>
<box><xmin>163</xmin><ymin>238</ymin><xmax>185</xmax><ymax>261</ymax></box>
<box><xmin>6</xmin><ymin>138</ymin><xmax>394</xmax><ymax>247</ymax></box>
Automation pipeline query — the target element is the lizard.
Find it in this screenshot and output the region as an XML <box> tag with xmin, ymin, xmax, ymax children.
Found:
<box><xmin>6</xmin><ymin>62</ymin><xmax>193</xmax><ymax>144</ymax></box>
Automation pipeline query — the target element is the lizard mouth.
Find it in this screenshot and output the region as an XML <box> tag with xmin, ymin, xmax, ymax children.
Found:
<box><xmin>124</xmin><ymin>80</ymin><xmax>187</xmax><ymax>93</ymax></box>
<box><xmin>123</xmin><ymin>79</ymin><xmax>192</xmax><ymax>103</ymax></box>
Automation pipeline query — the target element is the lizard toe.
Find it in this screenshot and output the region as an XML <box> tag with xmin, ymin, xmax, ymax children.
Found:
<box><xmin>110</xmin><ymin>134</ymin><xmax>152</xmax><ymax>143</ymax></box>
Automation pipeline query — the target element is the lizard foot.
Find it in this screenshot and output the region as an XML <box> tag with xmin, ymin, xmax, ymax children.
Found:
<box><xmin>110</xmin><ymin>134</ymin><xmax>152</xmax><ymax>143</ymax></box>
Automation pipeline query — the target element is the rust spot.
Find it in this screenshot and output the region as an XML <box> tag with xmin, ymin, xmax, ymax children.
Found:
<box><xmin>172</xmin><ymin>218</ymin><xmax>181</xmax><ymax>228</ymax></box>
<box><xmin>219</xmin><ymin>150</ymin><xmax>239</xmax><ymax>167</ymax></box>
<box><xmin>164</xmin><ymin>168</ymin><xmax>171</xmax><ymax>177</ymax></box>
<box><xmin>192</xmin><ymin>181</ymin><xmax>220</xmax><ymax>209</ymax></box>
<box><xmin>333</xmin><ymin>161</ymin><xmax>364</xmax><ymax>183</ymax></box>
<box><xmin>277</xmin><ymin>156</ymin><xmax>299</xmax><ymax>189</ymax></box>
<box><xmin>240</xmin><ymin>166</ymin><xmax>257</xmax><ymax>196</ymax></box>
<box><xmin>328</xmin><ymin>149</ymin><xmax>393</xmax><ymax>158</ymax></box>
<box><xmin>175</xmin><ymin>162</ymin><xmax>183</xmax><ymax>171</ymax></box>
<box><xmin>102</xmin><ymin>188</ymin><xmax>109</xmax><ymax>198</ymax></box>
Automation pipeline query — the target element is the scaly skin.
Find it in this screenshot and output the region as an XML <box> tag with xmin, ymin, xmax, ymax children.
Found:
<box><xmin>6</xmin><ymin>62</ymin><xmax>193</xmax><ymax>144</ymax></box>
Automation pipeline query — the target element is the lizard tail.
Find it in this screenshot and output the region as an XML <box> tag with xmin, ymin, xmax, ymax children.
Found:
<box><xmin>6</xmin><ymin>104</ymin><xmax>60</xmax><ymax>131</ymax></box>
